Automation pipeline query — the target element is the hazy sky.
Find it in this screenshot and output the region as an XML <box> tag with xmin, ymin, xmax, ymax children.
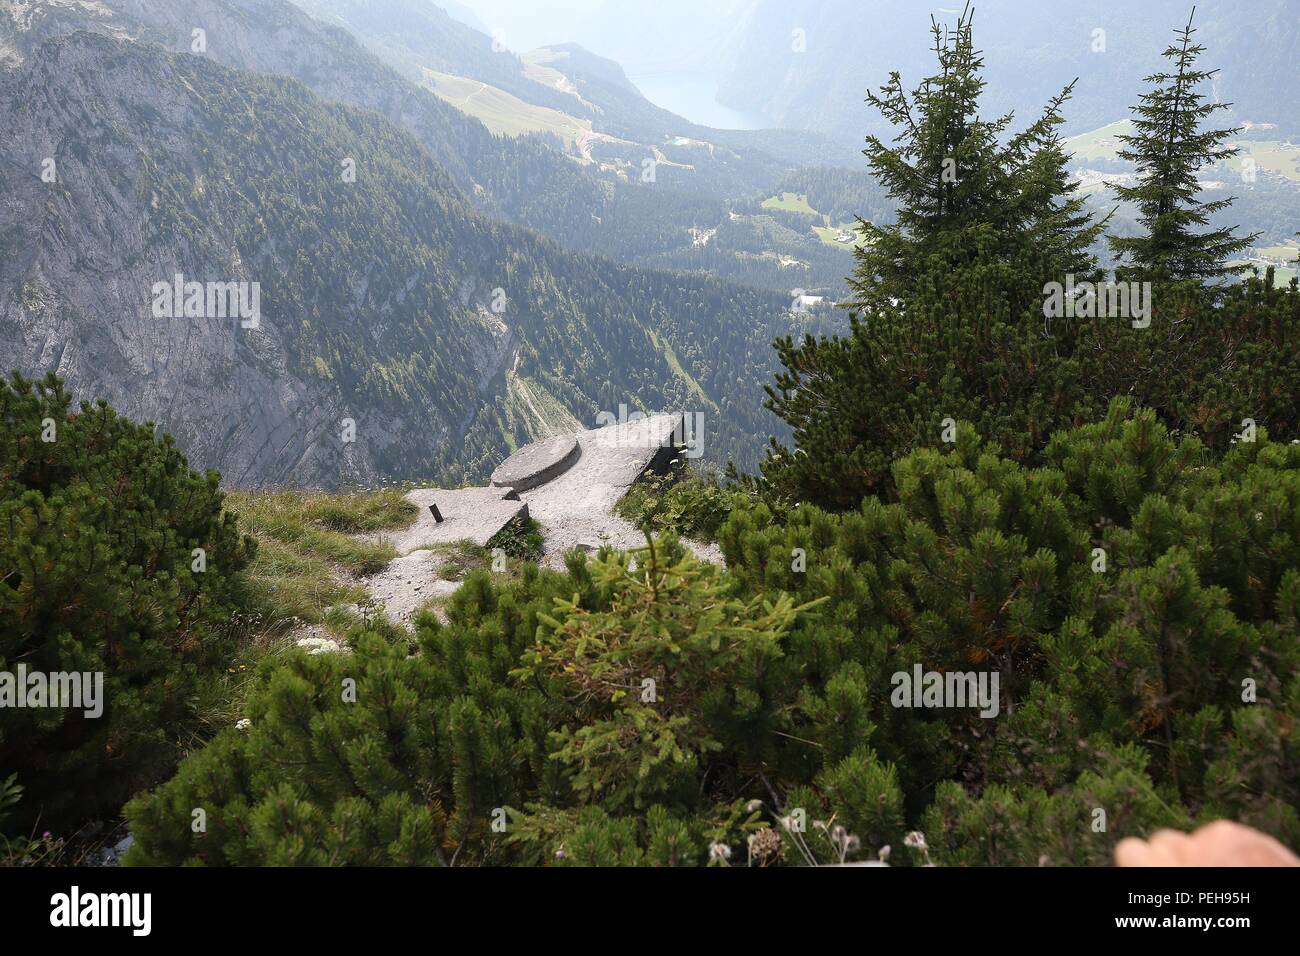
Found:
<box><xmin>443</xmin><ymin>0</ymin><xmax>757</xmax><ymax>74</ymax></box>
<box><xmin>446</xmin><ymin>0</ymin><xmax>625</xmax><ymax>52</ymax></box>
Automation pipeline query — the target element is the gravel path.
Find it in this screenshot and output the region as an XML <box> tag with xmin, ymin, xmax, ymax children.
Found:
<box><xmin>363</xmin><ymin>549</ymin><xmax>462</xmax><ymax>625</ymax></box>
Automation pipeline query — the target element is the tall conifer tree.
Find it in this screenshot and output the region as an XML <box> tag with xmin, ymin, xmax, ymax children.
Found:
<box><xmin>850</xmin><ymin>2</ymin><xmax>1101</xmax><ymax>311</ymax></box>
<box><xmin>760</xmin><ymin>4</ymin><xmax>1104</xmax><ymax>508</ymax></box>
<box><xmin>1108</xmin><ymin>8</ymin><xmax>1258</xmax><ymax>283</ymax></box>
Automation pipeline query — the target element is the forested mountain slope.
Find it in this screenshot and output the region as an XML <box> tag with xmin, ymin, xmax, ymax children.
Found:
<box><xmin>1</xmin><ymin>0</ymin><xmax>858</xmax><ymax>296</ymax></box>
<box><xmin>0</xmin><ymin>28</ymin><xmax>791</xmax><ymax>485</ymax></box>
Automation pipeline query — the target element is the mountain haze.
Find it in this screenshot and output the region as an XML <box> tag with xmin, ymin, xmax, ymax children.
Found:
<box><xmin>716</xmin><ymin>0</ymin><xmax>1300</xmax><ymax>139</ymax></box>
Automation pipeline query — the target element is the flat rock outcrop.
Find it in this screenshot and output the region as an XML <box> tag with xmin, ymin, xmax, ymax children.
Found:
<box><xmin>392</xmin><ymin>487</ymin><xmax>529</xmax><ymax>551</ymax></box>
<box><xmin>361</xmin><ymin>412</ymin><xmax>718</xmax><ymax>624</ymax></box>
<box><xmin>517</xmin><ymin>414</ymin><xmax>696</xmax><ymax>564</ymax></box>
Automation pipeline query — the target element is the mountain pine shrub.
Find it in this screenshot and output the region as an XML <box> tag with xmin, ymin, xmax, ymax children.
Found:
<box><xmin>0</xmin><ymin>372</ymin><xmax>256</xmax><ymax>832</ymax></box>
<box><xmin>766</xmin><ymin>265</ymin><xmax>1300</xmax><ymax>512</ymax></box>
<box><xmin>724</xmin><ymin>399</ymin><xmax>1300</xmax><ymax>862</ymax></box>
<box><xmin>125</xmin><ymin>401</ymin><xmax>1298</xmax><ymax>865</ymax></box>
<box><xmin>123</xmin><ymin>542</ymin><xmax>846</xmax><ymax>865</ymax></box>
<box><xmin>616</xmin><ymin>464</ymin><xmax>737</xmax><ymax>542</ymax></box>
<box><xmin>486</xmin><ymin>515</ymin><xmax>546</xmax><ymax>562</ymax></box>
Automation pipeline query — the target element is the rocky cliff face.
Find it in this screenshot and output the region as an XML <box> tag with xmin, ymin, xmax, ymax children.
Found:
<box><xmin>1</xmin><ymin>0</ymin><xmax>509</xmax><ymax>212</ymax></box>
<box><xmin>0</xmin><ymin>31</ymin><xmax>474</xmax><ymax>486</ymax></box>
<box><xmin>2</xmin><ymin>0</ymin><xmax>706</xmax><ymax>224</ymax></box>
<box><xmin>0</xmin><ymin>30</ymin><xmax>581</xmax><ymax>487</ymax></box>
<box><xmin>0</xmin><ymin>3</ymin><xmax>479</xmax><ymax>486</ymax></box>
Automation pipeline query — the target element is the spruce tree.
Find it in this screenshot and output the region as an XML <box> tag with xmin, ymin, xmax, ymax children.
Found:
<box><xmin>1108</xmin><ymin>8</ymin><xmax>1259</xmax><ymax>284</ymax></box>
<box><xmin>760</xmin><ymin>4</ymin><xmax>1105</xmax><ymax>509</ymax></box>
<box><xmin>850</xmin><ymin>2</ymin><xmax>1101</xmax><ymax>311</ymax></box>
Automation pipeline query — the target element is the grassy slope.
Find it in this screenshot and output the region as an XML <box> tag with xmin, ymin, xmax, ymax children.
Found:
<box><xmin>761</xmin><ymin>192</ymin><xmax>862</xmax><ymax>249</ymax></box>
<box><xmin>1063</xmin><ymin>119</ymin><xmax>1136</xmax><ymax>162</ymax></box>
<box><xmin>219</xmin><ymin>485</ymin><xmax>549</xmax><ymax>628</ymax></box>
<box><xmin>1222</xmin><ymin>140</ymin><xmax>1300</xmax><ymax>183</ymax></box>
<box><xmin>421</xmin><ymin>68</ymin><xmax>592</xmax><ymax>146</ymax></box>
<box><xmin>223</xmin><ymin>489</ymin><xmax>415</xmax><ymax>628</ymax></box>
<box><xmin>762</xmin><ymin>192</ymin><xmax>818</xmax><ymax>215</ymax></box>
<box><xmin>180</xmin><ymin>489</ymin><xmax>418</xmax><ymax>754</ymax></box>
<box><xmin>1066</xmin><ymin>120</ymin><xmax>1300</xmax><ymax>184</ymax></box>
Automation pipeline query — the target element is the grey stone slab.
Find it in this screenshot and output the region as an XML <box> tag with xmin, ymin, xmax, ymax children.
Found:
<box><xmin>518</xmin><ymin>414</ymin><xmax>688</xmax><ymax>558</ymax></box>
<box><xmin>491</xmin><ymin>434</ymin><xmax>580</xmax><ymax>492</ymax></box>
<box><xmin>359</xmin><ymin>412</ymin><xmax>722</xmax><ymax>630</ymax></box>
<box><xmin>389</xmin><ymin>486</ymin><xmax>527</xmax><ymax>550</ymax></box>
<box><xmin>371</xmin><ymin>413</ymin><xmax>713</xmax><ymax>573</ymax></box>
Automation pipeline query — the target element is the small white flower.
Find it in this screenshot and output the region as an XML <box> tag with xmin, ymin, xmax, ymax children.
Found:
<box><xmin>708</xmin><ymin>841</ymin><xmax>732</xmax><ymax>860</ymax></box>
<box><xmin>904</xmin><ymin>830</ymin><xmax>928</xmax><ymax>850</ymax></box>
<box><xmin>235</xmin><ymin>718</ymin><xmax>251</xmax><ymax>732</ymax></box>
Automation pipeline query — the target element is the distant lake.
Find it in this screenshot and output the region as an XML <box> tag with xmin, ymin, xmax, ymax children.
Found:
<box><xmin>628</xmin><ymin>71</ymin><xmax>769</xmax><ymax>131</ymax></box>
